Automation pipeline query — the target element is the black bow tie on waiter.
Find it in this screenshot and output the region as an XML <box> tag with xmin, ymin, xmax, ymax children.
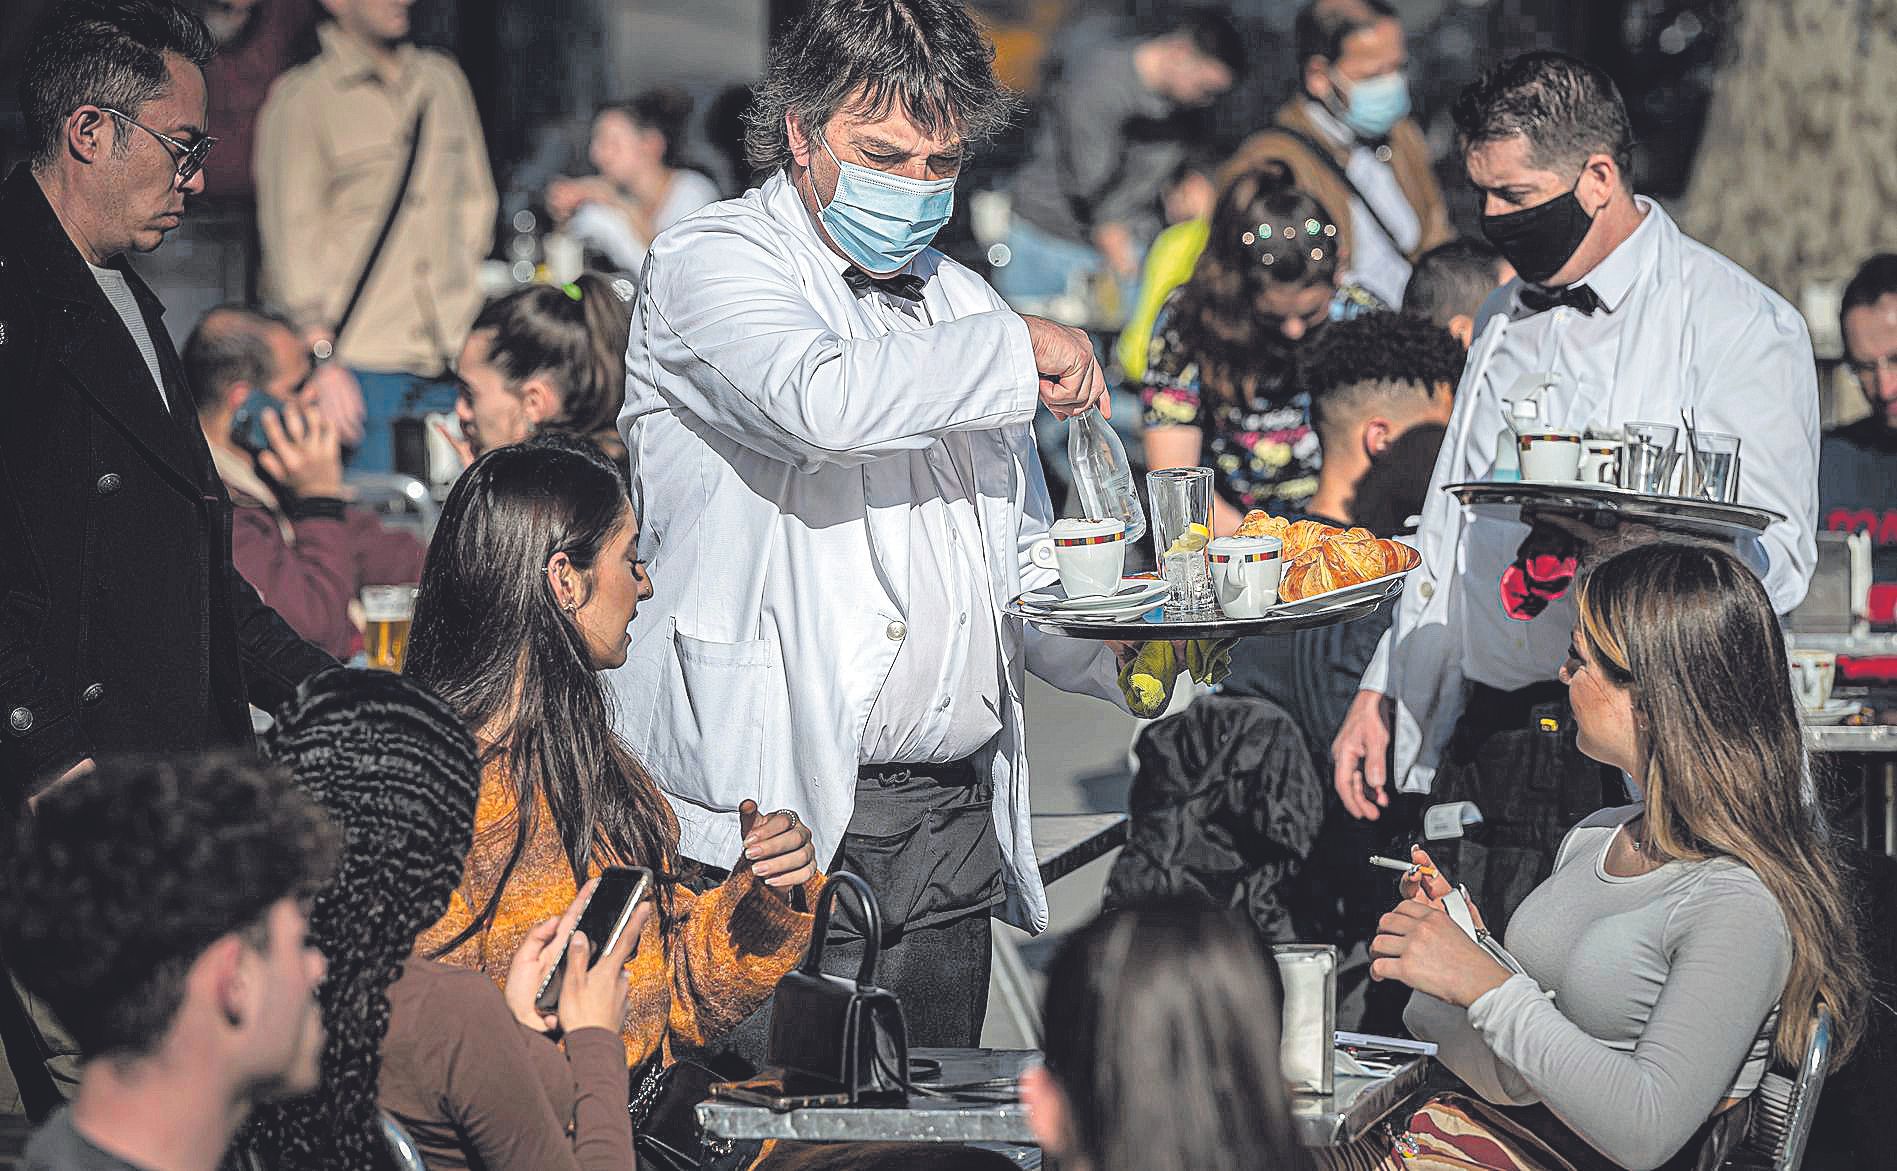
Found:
<box><xmin>844</xmin><ymin>268</ymin><xmax>927</xmax><ymax>303</ymax></box>
<box><xmin>1518</xmin><ymin>282</ymin><xmax>1604</xmax><ymax>316</ymax></box>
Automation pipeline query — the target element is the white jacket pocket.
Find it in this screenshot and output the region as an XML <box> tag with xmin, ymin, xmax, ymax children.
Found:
<box><xmin>638</xmin><ymin>624</ymin><xmax>790</xmax><ymax>810</ymax></box>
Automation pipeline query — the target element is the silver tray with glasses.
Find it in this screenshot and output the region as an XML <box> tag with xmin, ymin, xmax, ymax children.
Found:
<box><xmin>1002</xmin><ymin>571</ymin><xmax>1407</xmax><ymax>640</ymax></box>
<box><xmin>1443</xmin><ymin>481</ymin><xmax>1783</xmax><ymax>541</ymax></box>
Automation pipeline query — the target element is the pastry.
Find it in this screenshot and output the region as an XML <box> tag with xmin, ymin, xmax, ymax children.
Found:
<box><xmin>1235</xmin><ymin>510</ymin><xmax>1289</xmax><ymax>541</ymax></box>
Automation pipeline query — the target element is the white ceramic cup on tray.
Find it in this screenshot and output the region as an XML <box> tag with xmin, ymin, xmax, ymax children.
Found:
<box><xmin>1208</xmin><ymin>535</ymin><xmax>1282</xmax><ymax>618</ymax></box>
<box><xmin>1029</xmin><ymin>518</ymin><xmax>1128</xmax><ymax>599</ymax></box>
<box><xmin>1517</xmin><ymin>429</ymin><xmax>1583</xmax><ymax>482</ymax></box>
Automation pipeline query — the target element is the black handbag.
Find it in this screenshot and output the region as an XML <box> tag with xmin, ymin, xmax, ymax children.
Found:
<box><xmin>767</xmin><ymin>871</ymin><xmax>909</xmax><ymax>1103</ymax></box>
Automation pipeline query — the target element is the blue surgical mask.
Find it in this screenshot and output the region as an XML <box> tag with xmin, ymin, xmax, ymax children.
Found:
<box><xmin>1333</xmin><ymin>70</ymin><xmax>1411</xmax><ymax>139</ymax></box>
<box><xmin>815</xmin><ymin>136</ymin><xmax>956</xmax><ymax>274</ymax></box>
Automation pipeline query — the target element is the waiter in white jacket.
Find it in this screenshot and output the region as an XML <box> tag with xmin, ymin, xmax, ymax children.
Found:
<box><xmin>1331</xmin><ymin>53</ymin><xmax>1818</xmax><ymax>929</ymax></box>
<box><xmin>609</xmin><ymin>0</ymin><xmax>1138</xmax><ymax>1046</ymax></box>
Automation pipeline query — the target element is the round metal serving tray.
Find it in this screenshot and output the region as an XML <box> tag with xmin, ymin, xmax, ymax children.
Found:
<box><xmin>1002</xmin><ymin>571</ymin><xmax>1407</xmax><ymax>640</ymax></box>
<box><xmin>1443</xmin><ymin>481</ymin><xmax>1783</xmax><ymax>542</ymax></box>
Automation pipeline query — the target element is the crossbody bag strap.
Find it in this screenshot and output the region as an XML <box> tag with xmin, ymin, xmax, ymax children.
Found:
<box><xmin>1271</xmin><ymin>124</ymin><xmax>1408</xmax><ymax>257</ymax></box>
<box><xmin>331</xmin><ymin>98</ymin><xmax>430</xmax><ymax>354</ymax></box>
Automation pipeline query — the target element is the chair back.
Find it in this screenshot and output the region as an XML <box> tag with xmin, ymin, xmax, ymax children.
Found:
<box><xmin>1729</xmin><ymin>1005</ymin><xmax>1831</xmax><ymax>1171</ymax></box>
<box><xmin>381</xmin><ymin>1111</ymin><xmax>428</xmax><ymax>1171</ymax></box>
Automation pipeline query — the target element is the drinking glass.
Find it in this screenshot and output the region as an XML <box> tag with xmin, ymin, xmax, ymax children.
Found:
<box><xmin>361</xmin><ymin>585</ymin><xmax>416</xmax><ymax>672</ymax></box>
<box><xmin>1147</xmin><ymin>467</ymin><xmax>1214</xmax><ymax>612</ymax></box>
<box><xmin>1685</xmin><ymin>431</ymin><xmax>1741</xmax><ymax>502</ymax></box>
<box><xmin>1617</xmin><ymin>422</ymin><xmax>1680</xmax><ymax>494</ymax></box>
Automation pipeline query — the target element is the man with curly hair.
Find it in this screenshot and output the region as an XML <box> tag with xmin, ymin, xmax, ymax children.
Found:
<box><xmin>0</xmin><ymin>755</ymin><xmax>337</xmax><ymax>1166</ymax></box>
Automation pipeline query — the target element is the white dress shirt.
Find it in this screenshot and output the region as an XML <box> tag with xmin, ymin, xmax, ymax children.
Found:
<box><xmin>847</xmin><ymin>277</ymin><xmax>1006</xmax><ymax>765</ymax></box>
<box><xmin>1362</xmin><ymin>198</ymin><xmax>1818</xmax><ymax>792</ymax></box>
<box><xmin>1306</xmin><ymin>101</ymin><xmax>1421</xmax><ymax>309</ymax></box>
<box><xmin>610</xmin><ymin>172</ymin><xmax>1125</xmax><ymax>932</ymax></box>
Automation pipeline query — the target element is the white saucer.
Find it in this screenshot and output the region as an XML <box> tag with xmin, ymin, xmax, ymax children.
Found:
<box><xmin>1800</xmin><ymin>699</ymin><xmax>1860</xmax><ymax>726</ymax></box>
<box><xmin>1020</xmin><ymin>578</ymin><xmax>1169</xmax><ymax>613</ymax></box>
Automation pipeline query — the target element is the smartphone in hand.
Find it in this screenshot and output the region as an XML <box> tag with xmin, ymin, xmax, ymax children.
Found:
<box><xmin>534</xmin><ymin>865</ymin><xmax>653</xmax><ymax>1015</ymax></box>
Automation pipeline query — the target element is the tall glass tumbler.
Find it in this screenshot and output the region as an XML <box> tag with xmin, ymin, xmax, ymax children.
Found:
<box><xmin>1617</xmin><ymin>422</ymin><xmax>1680</xmax><ymax>495</ymax></box>
<box><xmin>1147</xmin><ymin>467</ymin><xmax>1215</xmax><ymax>612</ymax></box>
<box><xmin>1685</xmin><ymin>431</ymin><xmax>1742</xmax><ymax>502</ymax></box>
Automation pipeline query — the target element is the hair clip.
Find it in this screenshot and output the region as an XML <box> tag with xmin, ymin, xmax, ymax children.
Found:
<box><xmin>561</xmin><ymin>282</ymin><xmax>584</xmax><ymax>302</ymax></box>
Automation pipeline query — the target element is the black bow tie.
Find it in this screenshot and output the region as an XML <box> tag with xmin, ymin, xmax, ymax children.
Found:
<box><xmin>843</xmin><ymin>268</ymin><xmax>927</xmax><ymax>303</ymax></box>
<box><xmin>1519</xmin><ymin>282</ymin><xmax>1604</xmax><ymax>316</ymax></box>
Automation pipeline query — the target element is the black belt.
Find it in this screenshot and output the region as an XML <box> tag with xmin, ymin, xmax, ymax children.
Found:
<box><xmin>858</xmin><ymin>756</ymin><xmax>982</xmax><ymax>786</ymax></box>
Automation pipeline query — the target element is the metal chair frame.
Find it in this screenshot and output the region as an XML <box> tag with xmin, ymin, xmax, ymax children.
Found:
<box><xmin>1723</xmin><ymin>1005</ymin><xmax>1831</xmax><ymax>1171</ymax></box>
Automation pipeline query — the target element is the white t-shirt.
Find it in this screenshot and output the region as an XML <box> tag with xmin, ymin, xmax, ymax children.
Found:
<box><xmin>87</xmin><ymin>261</ymin><xmax>167</xmax><ymax>410</ymax></box>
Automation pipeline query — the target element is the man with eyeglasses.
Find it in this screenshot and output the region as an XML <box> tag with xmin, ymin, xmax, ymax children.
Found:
<box><xmin>1821</xmin><ymin>254</ymin><xmax>1897</xmax><ymax>624</ymax></box>
<box><xmin>1</xmin><ymin>0</ymin><xmax>334</xmax><ymax>1112</ymax></box>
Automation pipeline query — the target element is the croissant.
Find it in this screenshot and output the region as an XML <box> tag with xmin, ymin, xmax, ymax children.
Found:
<box><xmin>1235</xmin><ymin>510</ymin><xmax>1289</xmax><ymax>541</ymax></box>
<box><xmin>1377</xmin><ymin>539</ymin><xmax>1421</xmax><ymax>574</ymax></box>
<box><xmin>1281</xmin><ymin>531</ymin><xmax>1398</xmax><ymax>601</ymax></box>
<box><xmin>1281</xmin><ymin>519</ymin><xmax>1340</xmax><ymax>560</ymax></box>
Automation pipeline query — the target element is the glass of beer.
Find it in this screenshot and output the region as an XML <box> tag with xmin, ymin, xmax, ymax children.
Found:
<box><xmin>361</xmin><ymin>585</ymin><xmax>416</xmax><ymax>672</ymax></box>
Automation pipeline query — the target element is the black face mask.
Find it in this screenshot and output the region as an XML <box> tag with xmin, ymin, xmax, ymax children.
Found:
<box><xmin>1480</xmin><ymin>181</ymin><xmax>1596</xmax><ymax>285</ymax></box>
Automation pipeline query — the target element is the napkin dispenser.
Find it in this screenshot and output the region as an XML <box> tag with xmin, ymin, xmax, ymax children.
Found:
<box><xmin>767</xmin><ymin>872</ymin><xmax>909</xmax><ymax>1103</ymax></box>
<box><xmin>1273</xmin><ymin>944</ymin><xmax>1337</xmax><ymax>1094</ymax></box>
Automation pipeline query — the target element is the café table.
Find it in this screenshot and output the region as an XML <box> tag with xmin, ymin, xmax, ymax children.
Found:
<box><xmin>695</xmin><ymin>1047</ymin><xmax>1431</xmax><ymax>1150</ymax></box>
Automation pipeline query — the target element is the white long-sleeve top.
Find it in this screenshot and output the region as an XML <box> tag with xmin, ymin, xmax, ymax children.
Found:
<box><xmin>1362</xmin><ymin>199</ymin><xmax>1818</xmax><ymax>791</ymax></box>
<box><xmin>1405</xmin><ymin>806</ymin><xmax>1788</xmax><ymax>1170</ymax></box>
<box><xmin>607</xmin><ymin>172</ymin><xmax>1125</xmax><ymax>933</ymax></box>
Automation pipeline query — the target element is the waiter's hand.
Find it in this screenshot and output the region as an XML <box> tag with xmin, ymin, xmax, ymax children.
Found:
<box><xmin>1023</xmin><ymin>315</ymin><xmax>1110</xmax><ymax>421</ymax></box>
<box><xmin>1334</xmin><ymin>689</ymin><xmax>1393</xmax><ymax>820</ymax></box>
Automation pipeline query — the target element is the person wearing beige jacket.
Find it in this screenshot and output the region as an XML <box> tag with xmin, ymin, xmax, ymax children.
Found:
<box><xmin>255</xmin><ymin>1</ymin><xmax>497</xmax><ymax>473</ymax></box>
<box><xmin>1221</xmin><ymin>0</ymin><xmax>1451</xmax><ymax>309</ymax></box>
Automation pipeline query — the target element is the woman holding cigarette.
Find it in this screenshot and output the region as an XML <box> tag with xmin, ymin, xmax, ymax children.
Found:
<box><xmin>1360</xmin><ymin>544</ymin><xmax>1865</xmax><ymax>1171</ymax></box>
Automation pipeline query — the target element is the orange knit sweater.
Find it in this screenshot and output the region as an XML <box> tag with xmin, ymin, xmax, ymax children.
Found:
<box><xmin>417</xmin><ymin>763</ymin><xmax>821</xmax><ymax>1068</ymax></box>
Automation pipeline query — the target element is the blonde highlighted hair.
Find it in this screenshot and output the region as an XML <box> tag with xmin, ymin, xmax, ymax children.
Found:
<box><xmin>1576</xmin><ymin>543</ymin><xmax>1867</xmax><ymax>1062</ymax></box>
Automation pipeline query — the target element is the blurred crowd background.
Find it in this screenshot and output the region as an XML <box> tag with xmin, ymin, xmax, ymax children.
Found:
<box><xmin>0</xmin><ymin>0</ymin><xmax>1891</xmax><ymax>419</ymax></box>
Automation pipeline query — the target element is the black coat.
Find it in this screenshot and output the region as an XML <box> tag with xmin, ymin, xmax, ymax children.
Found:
<box><xmin>0</xmin><ymin>166</ymin><xmax>333</xmax><ymax>800</ymax></box>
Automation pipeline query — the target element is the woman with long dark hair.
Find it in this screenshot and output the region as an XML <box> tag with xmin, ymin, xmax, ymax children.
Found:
<box><xmin>454</xmin><ymin>271</ymin><xmax>634</xmax><ymax>460</ymax></box>
<box><xmin>1020</xmin><ymin>903</ymin><xmax>1309</xmax><ymax>1171</ymax></box>
<box><xmin>1367</xmin><ymin>543</ymin><xmax>1868</xmax><ymax>1170</ymax></box>
<box><xmin>406</xmin><ymin>442</ymin><xmax>820</xmax><ymax>1071</ymax></box>
<box><xmin>241</xmin><ymin>668</ymin><xmax>644</xmax><ymax>1171</ymax></box>
<box><xmin>546</xmin><ymin>87</ymin><xmax>723</xmax><ymax>275</ymax></box>
<box><xmin>1140</xmin><ymin>160</ymin><xmax>1382</xmax><ymax>532</ymax></box>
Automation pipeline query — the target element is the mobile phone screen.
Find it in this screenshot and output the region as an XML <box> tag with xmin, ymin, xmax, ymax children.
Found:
<box><xmin>534</xmin><ymin>866</ymin><xmax>652</xmax><ymax>1014</ymax></box>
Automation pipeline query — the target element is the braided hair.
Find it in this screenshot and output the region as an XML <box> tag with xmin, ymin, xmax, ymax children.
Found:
<box><xmin>238</xmin><ymin>668</ymin><xmax>481</xmax><ymax>1171</ymax></box>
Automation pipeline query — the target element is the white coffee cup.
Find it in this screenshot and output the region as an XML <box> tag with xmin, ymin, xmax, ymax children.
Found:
<box><xmin>1029</xmin><ymin>518</ymin><xmax>1128</xmax><ymax>598</ymax></box>
<box><xmin>1517</xmin><ymin>429</ymin><xmax>1583</xmax><ymax>482</ymax></box>
<box><xmin>1578</xmin><ymin>437</ymin><xmax>1621</xmax><ymax>485</ymax></box>
<box><xmin>1790</xmin><ymin>650</ymin><xmax>1837</xmax><ymax>711</ymax></box>
<box><xmin>1208</xmin><ymin>535</ymin><xmax>1283</xmax><ymax>618</ymax></box>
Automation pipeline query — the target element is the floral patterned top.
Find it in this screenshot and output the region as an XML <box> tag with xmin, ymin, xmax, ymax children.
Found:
<box><xmin>1139</xmin><ymin>284</ymin><xmax>1384</xmax><ymax>515</ymax></box>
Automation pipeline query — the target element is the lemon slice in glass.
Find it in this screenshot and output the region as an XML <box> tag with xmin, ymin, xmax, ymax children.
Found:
<box><xmin>1164</xmin><ymin>523</ymin><xmax>1211</xmax><ymax>557</ymax></box>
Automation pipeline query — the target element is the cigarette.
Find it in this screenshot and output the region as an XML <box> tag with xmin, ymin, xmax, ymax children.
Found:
<box><xmin>1368</xmin><ymin>854</ymin><xmax>1438</xmax><ymax>878</ymax></box>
